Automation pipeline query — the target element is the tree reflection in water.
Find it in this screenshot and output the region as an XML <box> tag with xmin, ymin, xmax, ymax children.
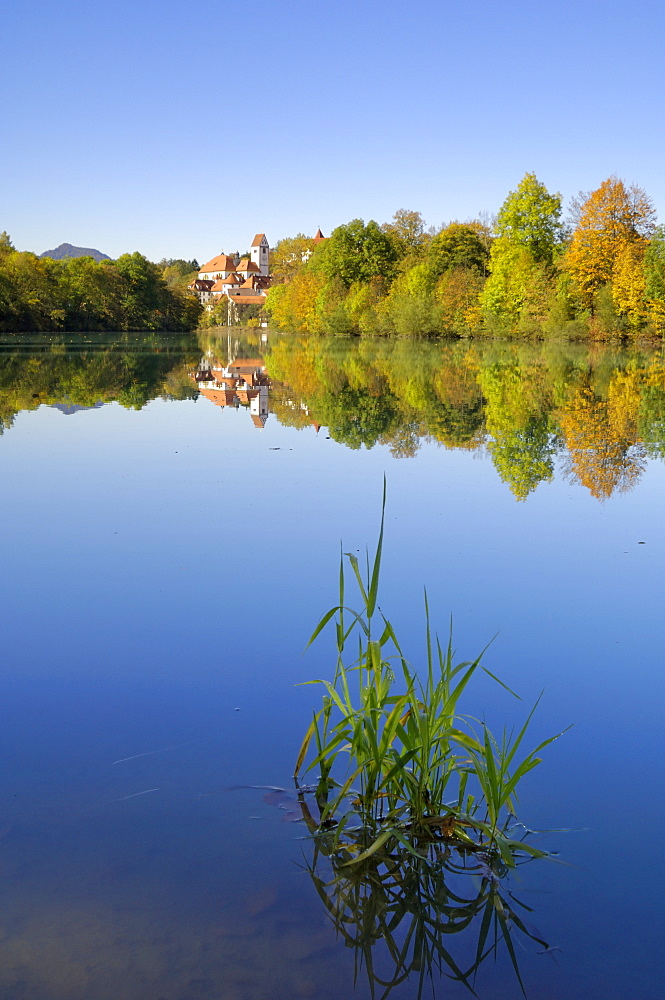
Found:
<box><xmin>265</xmin><ymin>334</ymin><xmax>665</xmax><ymax>500</ymax></box>
<box><xmin>4</xmin><ymin>328</ymin><xmax>665</xmax><ymax>503</ymax></box>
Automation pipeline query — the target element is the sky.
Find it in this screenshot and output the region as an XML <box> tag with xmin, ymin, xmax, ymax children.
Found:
<box><xmin>3</xmin><ymin>0</ymin><xmax>664</xmax><ymax>263</ymax></box>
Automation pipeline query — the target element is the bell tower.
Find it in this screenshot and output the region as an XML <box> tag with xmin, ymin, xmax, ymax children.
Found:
<box><xmin>250</xmin><ymin>233</ymin><xmax>270</xmax><ymax>276</ymax></box>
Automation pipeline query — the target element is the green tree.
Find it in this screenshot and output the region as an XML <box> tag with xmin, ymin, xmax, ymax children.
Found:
<box><xmin>644</xmin><ymin>225</ymin><xmax>665</xmax><ymax>328</ymax></box>
<box><xmin>644</xmin><ymin>226</ymin><xmax>665</xmax><ymax>300</ymax></box>
<box><xmin>0</xmin><ymin>231</ymin><xmax>15</xmax><ymax>254</ymax></box>
<box><xmin>381</xmin><ymin>209</ymin><xmax>429</xmax><ymax>257</ymax></box>
<box><xmin>58</xmin><ymin>256</ymin><xmax>124</xmax><ymax>329</ymax></box>
<box><xmin>480</xmin><ymin>174</ymin><xmax>563</xmax><ymax>330</ymax></box>
<box><xmin>478</xmin><ymin>361</ymin><xmax>557</xmax><ymax>499</ymax></box>
<box><xmin>480</xmin><ymin>243</ymin><xmax>551</xmax><ymax>329</ymax></box>
<box><xmin>380</xmin><ymin>262</ymin><xmax>441</xmax><ymax>336</ymax></box>
<box><xmin>311</xmin><ymin>219</ymin><xmax>399</xmax><ymax>287</ymax></box>
<box><xmin>428</xmin><ymin>222</ymin><xmax>490</xmax><ymax>275</ymax></box>
<box><xmin>495</xmin><ymin>172</ymin><xmax>563</xmax><ymax>266</ymax></box>
<box><xmin>113</xmin><ymin>252</ymin><xmax>165</xmax><ymax>328</ymax></box>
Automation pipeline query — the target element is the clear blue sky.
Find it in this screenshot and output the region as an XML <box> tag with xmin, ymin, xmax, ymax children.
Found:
<box><xmin>3</xmin><ymin>0</ymin><xmax>664</xmax><ymax>262</ymax></box>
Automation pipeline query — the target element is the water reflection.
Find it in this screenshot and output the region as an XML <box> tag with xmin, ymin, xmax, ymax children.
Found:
<box><xmin>302</xmin><ymin>805</ymin><xmax>550</xmax><ymax>1000</ymax></box>
<box><xmin>0</xmin><ymin>330</ymin><xmax>200</xmax><ymax>433</ymax></box>
<box><xmin>193</xmin><ymin>351</ymin><xmax>270</xmax><ymax>428</ymax></box>
<box><xmin>264</xmin><ymin>335</ymin><xmax>665</xmax><ymax>500</ymax></box>
<box><xmin>1</xmin><ymin>328</ymin><xmax>662</xmax><ymax>999</ymax></box>
<box><xmin>2</xmin><ymin>329</ymin><xmax>665</xmax><ymax>501</ymax></box>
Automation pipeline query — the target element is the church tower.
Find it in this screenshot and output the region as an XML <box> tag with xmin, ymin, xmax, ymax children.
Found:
<box><xmin>250</xmin><ymin>233</ymin><xmax>270</xmax><ymax>276</ymax></box>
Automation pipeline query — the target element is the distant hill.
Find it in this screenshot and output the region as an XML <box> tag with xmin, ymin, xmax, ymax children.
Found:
<box><xmin>40</xmin><ymin>243</ymin><xmax>111</xmax><ymax>262</ymax></box>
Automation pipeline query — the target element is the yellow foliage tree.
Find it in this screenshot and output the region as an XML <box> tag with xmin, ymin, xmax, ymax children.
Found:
<box><xmin>565</xmin><ymin>177</ymin><xmax>655</xmax><ymax>312</ymax></box>
<box><xmin>265</xmin><ymin>270</ymin><xmax>325</xmax><ymax>332</ymax></box>
<box><xmin>612</xmin><ymin>242</ymin><xmax>647</xmax><ymax>326</ymax></box>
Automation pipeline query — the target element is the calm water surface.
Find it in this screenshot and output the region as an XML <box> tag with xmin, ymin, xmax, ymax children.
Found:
<box><xmin>1</xmin><ymin>330</ymin><xmax>663</xmax><ymax>999</ymax></box>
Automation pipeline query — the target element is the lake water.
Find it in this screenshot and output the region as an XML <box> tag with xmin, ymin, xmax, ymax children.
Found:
<box><xmin>1</xmin><ymin>329</ymin><xmax>663</xmax><ymax>999</ymax></box>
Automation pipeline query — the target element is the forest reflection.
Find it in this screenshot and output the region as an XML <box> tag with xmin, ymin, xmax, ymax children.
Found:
<box><xmin>264</xmin><ymin>335</ymin><xmax>665</xmax><ymax>501</ymax></box>
<box><xmin>0</xmin><ymin>330</ymin><xmax>200</xmax><ymax>434</ymax></box>
<box><xmin>2</xmin><ymin>329</ymin><xmax>665</xmax><ymax>502</ymax></box>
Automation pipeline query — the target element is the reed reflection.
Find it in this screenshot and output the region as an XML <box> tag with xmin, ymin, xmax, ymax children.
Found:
<box><xmin>299</xmin><ymin>790</ymin><xmax>551</xmax><ymax>999</ymax></box>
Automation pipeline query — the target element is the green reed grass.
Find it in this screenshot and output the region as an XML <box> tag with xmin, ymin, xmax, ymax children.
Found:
<box><xmin>295</xmin><ymin>483</ymin><xmax>568</xmax><ymax>868</ymax></box>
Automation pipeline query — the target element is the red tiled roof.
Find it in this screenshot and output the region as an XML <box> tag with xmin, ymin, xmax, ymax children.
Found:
<box><xmin>227</xmin><ymin>294</ymin><xmax>267</xmax><ymax>305</ymax></box>
<box><xmin>251</xmin><ymin>233</ymin><xmax>267</xmax><ymax>247</ymax></box>
<box><xmin>313</xmin><ymin>228</ymin><xmax>326</xmax><ymax>242</ymax></box>
<box><xmin>199</xmin><ymin>387</ymin><xmax>237</xmax><ymax>407</ymax></box>
<box><xmin>229</xmin><ymin>362</ymin><xmax>263</xmax><ymax>375</ymax></box>
<box><xmin>211</xmin><ymin>275</ymin><xmax>241</xmax><ymax>290</ymax></box>
<box><xmin>199</xmin><ymin>254</ymin><xmax>237</xmax><ymax>273</ymax></box>
<box><xmin>236</xmin><ymin>258</ymin><xmax>260</xmax><ymax>273</ymax></box>
<box><xmin>240</xmin><ymin>275</ymin><xmax>264</xmax><ymax>289</ymax></box>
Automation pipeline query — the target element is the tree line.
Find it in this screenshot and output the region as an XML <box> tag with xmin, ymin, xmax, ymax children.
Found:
<box><xmin>266</xmin><ymin>175</ymin><xmax>665</xmax><ymax>338</ymax></box>
<box><xmin>0</xmin><ymin>234</ymin><xmax>202</xmax><ymax>332</ymax></box>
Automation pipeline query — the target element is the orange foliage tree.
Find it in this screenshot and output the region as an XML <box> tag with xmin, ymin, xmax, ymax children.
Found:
<box><xmin>565</xmin><ymin>177</ymin><xmax>656</xmax><ymax>313</ymax></box>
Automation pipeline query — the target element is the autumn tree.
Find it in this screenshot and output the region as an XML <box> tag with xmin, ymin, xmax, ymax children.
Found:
<box><xmin>435</xmin><ymin>267</ymin><xmax>485</xmax><ymax>335</ymax></box>
<box><xmin>558</xmin><ymin>377</ymin><xmax>645</xmax><ymax>499</ymax></box>
<box><xmin>269</xmin><ymin>234</ymin><xmax>317</xmax><ymax>284</ymax></box>
<box><xmin>612</xmin><ymin>242</ymin><xmax>647</xmax><ymax>326</ymax></box>
<box><xmin>565</xmin><ymin>177</ymin><xmax>656</xmax><ymax>311</ymax></box>
<box><xmin>158</xmin><ymin>258</ymin><xmax>198</xmax><ymax>293</ymax></box>
<box><xmin>265</xmin><ymin>270</ymin><xmax>326</xmax><ymax>332</ymax></box>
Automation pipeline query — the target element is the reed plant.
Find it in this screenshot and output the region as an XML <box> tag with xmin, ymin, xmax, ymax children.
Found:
<box><xmin>295</xmin><ymin>484</ymin><xmax>567</xmax><ymax>870</ymax></box>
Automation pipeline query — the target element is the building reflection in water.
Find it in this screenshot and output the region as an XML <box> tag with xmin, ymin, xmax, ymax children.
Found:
<box><xmin>192</xmin><ymin>350</ymin><xmax>270</xmax><ymax>429</ymax></box>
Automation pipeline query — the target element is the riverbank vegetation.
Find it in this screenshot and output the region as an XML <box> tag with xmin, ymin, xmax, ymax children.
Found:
<box><xmin>0</xmin><ymin>234</ymin><xmax>201</xmax><ymax>332</ymax></box>
<box><xmin>266</xmin><ymin>174</ymin><xmax>665</xmax><ymax>339</ymax></box>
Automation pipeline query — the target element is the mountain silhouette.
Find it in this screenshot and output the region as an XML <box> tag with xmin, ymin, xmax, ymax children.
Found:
<box><xmin>40</xmin><ymin>242</ymin><xmax>111</xmax><ymax>262</ymax></box>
